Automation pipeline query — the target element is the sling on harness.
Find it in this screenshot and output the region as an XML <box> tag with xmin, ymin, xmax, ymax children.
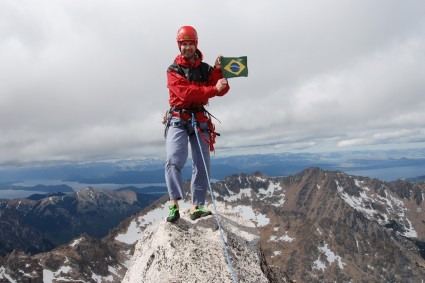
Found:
<box><xmin>163</xmin><ymin>106</ymin><xmax>220</xmax><ymax>152</ymax></box>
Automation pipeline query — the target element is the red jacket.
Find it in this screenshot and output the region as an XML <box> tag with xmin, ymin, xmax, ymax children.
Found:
<box><xmin>167</xmin><ymin>49</ymin><xmax>230</xmax><ymax>109</ymax></box>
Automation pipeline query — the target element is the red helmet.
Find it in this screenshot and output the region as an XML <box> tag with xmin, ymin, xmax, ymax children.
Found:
<box><xmin>176</xmin><ymin>26</ymin><xmax>198</xmax><ymax>48</ymax></box>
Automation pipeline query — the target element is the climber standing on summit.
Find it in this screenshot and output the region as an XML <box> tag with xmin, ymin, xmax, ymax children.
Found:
<box><xmin>163</xmin><ymin>26</ymin><xmax>230</xmax><ymax>222</ymax></box>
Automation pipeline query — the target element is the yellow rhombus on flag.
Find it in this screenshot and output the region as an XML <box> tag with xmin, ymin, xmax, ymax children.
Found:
<box><xmin>220</xmin><ymin>56</ymin><xmax>248</xmax><ymax>78</ymax></box>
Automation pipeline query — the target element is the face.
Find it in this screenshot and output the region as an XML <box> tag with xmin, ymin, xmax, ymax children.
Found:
<box><xmin>180</xmin><ymin>41</ymin><xmax>196</xmax><ymax>60</ymax></box>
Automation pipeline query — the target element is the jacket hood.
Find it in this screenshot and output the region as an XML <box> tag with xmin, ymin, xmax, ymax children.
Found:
<box><xmin>174</xmin><ymin>49</ymin><xmax>203</xmax><ymax>68</ymax></box>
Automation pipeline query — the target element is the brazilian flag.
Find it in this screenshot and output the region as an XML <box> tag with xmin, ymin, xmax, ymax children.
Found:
<box><xmin>220</xmin><ymin>56</ymin><xmax>248</xmax><ymax>78</ymax></box>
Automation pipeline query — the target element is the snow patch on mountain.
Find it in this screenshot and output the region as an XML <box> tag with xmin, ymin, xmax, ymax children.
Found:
<box><xmin>225</xmin><ymin>187</ymin><xmax>252</xmax><ymax>202</ymax></box>
<box><xmin>319</xmin><ymin>243</ymin><xmax>346</xmax><ymax>269</ymax></box>
<box><xmin>115</xmin><ymin>201</ymin><xmax>191</xmax><ymax>244</ymax></box>
<box><xmin>312</xmin><ymin>257</ymin><xmax>327</xmax><ymax>272</ymax></box>
<box><xmin>232</xmin><ymin>204</ymin><xmax>269</xmax><ymax>227</ymax></box>
<box><xmin>0</xmin><ymin>270</ymin><xmax>14</xmax><ymax>282</ymax></box>
<box><xmin>70</xmin><ymin>237</ymin><xmax>82</xmax><ymax>247</ymax></box>
<box><xmin>312</xmin><ymin>242</ymin><xmax>346</xmax><ymax>271</ymax></box>
<box><xmin>272</xmin><ymin>251</ymin><xmax>282</xmax><ymax>258</ymax></box>
<box><xmin>43</xmin><ymin>266</ymin><xmax>72</xmax><ymax>282</ymax></box>
<box><xmin>270</xmin><ymin>231</ymin><xmax>295</xmax><ymax>243</ymax></box>
<box><xmin>258</xmin><ymin>181</ymin><xmax>285</xmax><ymax>207</ymax></box>
<box><xmin>335</xmin><ymin>179</ymin><xmax>418</xmax><ymax>238</ymax></box>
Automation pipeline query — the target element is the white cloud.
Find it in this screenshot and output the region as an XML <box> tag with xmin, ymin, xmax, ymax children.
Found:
<box><xmin>1</xmin><ymin>0</ymin><xmax>425</xmax><ymax>164</ymax></box>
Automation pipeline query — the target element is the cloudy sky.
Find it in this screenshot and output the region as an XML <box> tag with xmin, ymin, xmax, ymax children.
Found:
<box><xmin>1</xmin><ymin>0</ymin><xmax>425</xmax><ymax>165</ymax></box>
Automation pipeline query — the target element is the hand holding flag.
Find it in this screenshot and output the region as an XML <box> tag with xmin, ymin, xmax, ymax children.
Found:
<box><xmin>220</xmin><ymin>56</ymin><xmax>248</xmax><ymax>78</ymax></box>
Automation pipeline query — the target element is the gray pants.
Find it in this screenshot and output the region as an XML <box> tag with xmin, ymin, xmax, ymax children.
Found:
<box><xmin>165</xmin><ymin>117</ymin><xmax>210</xmax><ymax>205</ymax></box>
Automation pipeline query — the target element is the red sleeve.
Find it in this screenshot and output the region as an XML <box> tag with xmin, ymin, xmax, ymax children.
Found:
<box><xmin>167</xmin><ymin>71</ymin><xmax>219</xmax><ymax>106</ymax></box>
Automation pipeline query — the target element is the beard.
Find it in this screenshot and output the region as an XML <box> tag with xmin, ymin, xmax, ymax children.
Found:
<box><xmin>181</xmin><ymin>49</ymin><xmax>196</xmax><ymax>60</ymax></box>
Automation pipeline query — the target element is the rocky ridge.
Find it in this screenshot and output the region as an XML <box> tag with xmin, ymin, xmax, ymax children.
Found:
<box><xmin>123</xmin><ymin>204</ymin><xmax>281</xmax><ymax>283</ymax></box>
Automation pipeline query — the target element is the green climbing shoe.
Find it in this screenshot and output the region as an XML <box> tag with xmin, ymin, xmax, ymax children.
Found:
<box><xmin>190</xmin><ymin>205</ymin><xmax>212</xmax><ymax>220</ymax></box>
<box><xmin>166</xmin><ymin>204</ymin><xmax>180</xmax><ymax>222</ymax></box>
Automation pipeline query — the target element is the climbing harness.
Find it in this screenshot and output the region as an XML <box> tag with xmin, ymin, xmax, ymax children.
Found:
<box><xmin>191</xmin><ymin>112</ymin><xmax>239</xmax><ymax>283</ymax></box>
<box><xmin>163</xmin><ymin>106</ymin><xmax>220</xmax><ymax>152</ymax></box>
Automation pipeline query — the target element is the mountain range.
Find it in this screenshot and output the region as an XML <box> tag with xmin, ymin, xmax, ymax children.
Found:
<box><xmin>0</xmin><ymin>188</ymin><xmax>162</xmax><ymax>256</ymax></box>
<box><xmin>0</xmin><ymin>167</ymin><xmax>424</xmax><ymax>282</ymax></box>
<box><xmin>2</xmin><ymin>150</ymin><xmax>425</xmax><ymax>186</ymax></box>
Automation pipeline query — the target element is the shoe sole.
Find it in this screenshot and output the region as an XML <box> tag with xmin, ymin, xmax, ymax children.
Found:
<box><xmin>190</xmin><ymin>211</ymin><xmax>212</xmax><ymax>220</ymax></box>
<box><xmin>167</xmin><ymin>211</ymin><xmax>180</xmax><ymax>222</ymax></box>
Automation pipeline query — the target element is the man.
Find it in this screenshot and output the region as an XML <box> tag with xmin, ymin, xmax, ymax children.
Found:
<box><xmin>164</xmin><ymin>26</ymin><xmax>230</xmax><ymax>222</ymax></box>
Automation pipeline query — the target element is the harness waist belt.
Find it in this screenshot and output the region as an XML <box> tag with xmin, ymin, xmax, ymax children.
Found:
<box><xmin>170</xmin><ymin>106</ymin><xmax>209</xmax><ymax>122</ymax></box>
<box><xmin>171</xmin><ymin>111</ymin><xmax>208</xmax><ymax>122</ymax></box>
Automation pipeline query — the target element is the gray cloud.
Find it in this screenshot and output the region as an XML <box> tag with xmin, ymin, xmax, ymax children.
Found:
<box><xmin>1</xmin><ymin>0</ymin><xmax>425</xmax><ymax>165</ymax></box>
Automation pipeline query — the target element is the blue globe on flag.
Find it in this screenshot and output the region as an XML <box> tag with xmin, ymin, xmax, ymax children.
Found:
<box><xmin>230</xmin><ymin>62</ymin><xmax>241</xmax><ymax>73</ymax></box>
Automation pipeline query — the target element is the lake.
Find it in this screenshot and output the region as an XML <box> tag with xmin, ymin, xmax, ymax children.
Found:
<box><xmin>346</xmin><ymin>166</ymin><xmax>424</xmax><ymax>181</ymax></box>
<box><xmin>0</xmin><ymin>180</ymin><xmax>167</xmax><ymax>199</ymax></box>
